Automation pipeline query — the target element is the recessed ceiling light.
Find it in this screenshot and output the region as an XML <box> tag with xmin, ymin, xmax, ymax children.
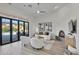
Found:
<box><xmin>54</xmin><ymin>6</ymin><xmax>59</xmax><ymax>9</ymax></box>
<box><xmin>36</xmin><ymin>10</ymin><xmax>46</xmax><ymax>14</ymax></box>
<box><xmin>37</xmin><ymin>10</ymin><xmax>40</xmax><ymax>14</ymax></box>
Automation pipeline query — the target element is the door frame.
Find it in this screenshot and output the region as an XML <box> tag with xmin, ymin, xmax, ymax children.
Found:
<box><xmin>0</xmin><ymin>16</ymin><xmax>29</xmax><ymax>45</ymax></box>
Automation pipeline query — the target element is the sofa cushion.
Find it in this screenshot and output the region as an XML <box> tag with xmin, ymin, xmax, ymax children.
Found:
<box><xmin>68</xmin><ymin>45</ymin><xmax>79</xmax><ymax>55</ymax></box>
<box><xmin>65</xmin><ymin>35</ymin><xmax>76</xmax><ymax>48</ymax></box>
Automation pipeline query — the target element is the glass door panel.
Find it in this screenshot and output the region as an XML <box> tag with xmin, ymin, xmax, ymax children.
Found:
<box><xmin>19</xmin><ymin>21</ymin><xmax>24</xmax><ymax>38</ymax></box>
<box><xmin>2</xmin><ymin>18</ymin><xmax>10</xmax><ymax>44</ymax></box>
<box><xmin>12</xmin><ymin>20</ymin><xmax>18</xmax><ymax>42</ymax></box>
<box><xmin>25</xmin><ymin>22</ymin><xmax>29</xmax><ymax>36</ymax></box>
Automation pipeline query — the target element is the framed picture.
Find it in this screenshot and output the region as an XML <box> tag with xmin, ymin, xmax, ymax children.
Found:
<box><xmin>38</xmin><ymin>22</ymin><xmax>52</xmax><ymax>32</ymax></box>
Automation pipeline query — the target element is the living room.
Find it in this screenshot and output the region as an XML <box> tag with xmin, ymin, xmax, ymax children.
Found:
<box><xmin>0</xmin><ymin>3</ymin><xmax>79</xmax><ymax>55</ymax></box>
<box><xmin>29</xmin><ymin>3</ymin><xmax>79</xmax><ymax>54</ymax></box>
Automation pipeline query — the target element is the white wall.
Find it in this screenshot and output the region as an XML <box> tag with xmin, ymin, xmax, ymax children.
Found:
<box><xmin>0</xmin><ymin>3</ymin><xmax>79</xmax><ymax>49</ymax></box>
<box><xmin>33</xmin><ymin>4</ymin><xmax>79</xmax><ymax>49</ymax></box>
<box><xmin>28</xmin><ymin>18</ymin><xmax>37</xmax><ymax>36</ymax></box>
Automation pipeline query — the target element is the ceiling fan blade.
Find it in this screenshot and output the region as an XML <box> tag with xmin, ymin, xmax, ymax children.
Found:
<box><xmin>40</xmin><ymin>11</ymin><xmax>46</xmax><ymax>13</ymax></box>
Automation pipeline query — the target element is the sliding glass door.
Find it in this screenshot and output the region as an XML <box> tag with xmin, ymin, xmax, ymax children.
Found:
<box><xmin>2</xmin><ymin>18</ymin><xmax>10</xmax><ymax>44</ymax></box>
<box><xmin>0</xmin><ymin>16</ymin><xmax>29</xmax><ymax>45</ymax></box>
<box><xmin>12</xmin><ymin>20</ymin><xmax>18</xmax><ymax>42</ymax></box>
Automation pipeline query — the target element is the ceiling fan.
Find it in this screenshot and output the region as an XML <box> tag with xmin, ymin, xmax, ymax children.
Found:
<box><xmin>28</xmin><ymin>3</ymin><xmax>46</xmax><ymax>14</ymax></box>
<box><xmin>36</xmin><ymin>10</ymin><xmax>46</xmax><ymax>14</ymax></box>
<box><xmin>36</xmin><ymin>3</ymin><xmax>46</xmax><ymax>14</ymax></box>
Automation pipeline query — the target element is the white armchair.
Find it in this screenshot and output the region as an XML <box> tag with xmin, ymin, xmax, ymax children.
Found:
<box><xmin>20</xmin><ymin>36</ymin><xmax>30</xmax><ymax>46</ymax></box>
<box><xmin>30</xmin><ymin>37</ymin><xmax>44</xmax><ymax>49</ymax></box>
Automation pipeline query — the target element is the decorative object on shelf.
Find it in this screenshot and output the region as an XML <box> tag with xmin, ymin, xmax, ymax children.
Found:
<box><xmin>68</xmin><ymin>19</ymin><xmax>77</xmax><ymax>33</ymax></box>
<box><xmin>59</xmin><ymin>30</ymin><xmax>65</xmax><ymax>38</ymax></box>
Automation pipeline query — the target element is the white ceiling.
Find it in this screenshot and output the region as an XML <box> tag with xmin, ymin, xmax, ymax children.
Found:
<box><xmin>0</xmin><ymin>3</ymin><xmax>69</xmax><ymax>20</ymax></box>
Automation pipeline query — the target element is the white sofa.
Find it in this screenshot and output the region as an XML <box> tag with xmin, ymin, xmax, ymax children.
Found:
<box><xmin>68</xmin><ymin>45</ymin><xmax>79</xmax><ymax>55</ymax></box>
<box><xmin>35</xmin><ymin>32</ymin><xmax>56</xmax><ymax>40</ymax></box>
